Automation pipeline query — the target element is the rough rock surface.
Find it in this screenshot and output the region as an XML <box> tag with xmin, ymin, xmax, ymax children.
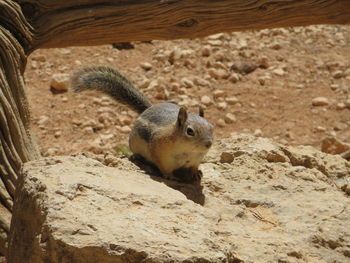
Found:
<box><xmin>9</xmin><ymin>135</ymin><xmax>350</xmax><ymax>263</ymax></box>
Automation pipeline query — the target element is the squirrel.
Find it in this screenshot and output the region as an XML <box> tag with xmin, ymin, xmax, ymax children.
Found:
<box><xmin>71</xmin><ymin>66</ymin><xmax>213</xmax><ymax>182</ymax></box>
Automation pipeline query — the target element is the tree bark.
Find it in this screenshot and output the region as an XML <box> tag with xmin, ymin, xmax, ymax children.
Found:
<box><xmin>0</xmin><ymin>0</ymin><xmax>349</xmax><ymax>259</ymax></box>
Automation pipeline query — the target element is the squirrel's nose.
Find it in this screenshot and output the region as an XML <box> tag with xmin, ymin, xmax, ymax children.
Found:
<box><xmin>205</xmin><ymin>140</ymin><xmax>212</xmax><ymax>148</ymax></box>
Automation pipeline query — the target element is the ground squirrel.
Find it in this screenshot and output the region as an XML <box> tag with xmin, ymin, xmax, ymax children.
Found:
<box><xmin>71</xmin><ymin>66</ymin><xmax>213</xmax><ymax>182</ymax></box>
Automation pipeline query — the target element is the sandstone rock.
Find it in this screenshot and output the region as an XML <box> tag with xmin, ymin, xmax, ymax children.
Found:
<box><xmin>332</xmin><ymin>70</ymin><xmax>344</xmax><ymax>79</ymax></box>
<box><xmin>140</xmin><ymin>62</ymin><xmax>152</xmax><ymax>70</ymax></box>
<box><xmin>213</xmin><ymin>90</ymin><xmax>225</xmax><ymax>98</ymax></box>
<box><xmin>37</xmin><ymin>115</ymin><xmax>49</xmax><ymax>125</ymax></box>
<box><xmin>225</xmin><ymin>97</ymin><xmax>239</xmax><ymax>105</ymax></box>
<box><xmin>216</xmin><ymin>102</ymin><xmax>227</xmax><ymax>110</ymax></box>
<box><xmin>330</xmin><ymin>84</ymin><xmax>339</xmax><ymax>90</ymax></box>
<box><xmin>217</xmin><ymin>118</ymin><xmax>226</xmax><ymax>127</ymax></box>
<box><xmin>50</xmin><ymin>73</ymin><xmax>70</xmax><ymax>92</ymax></box>
<box><xmin>9</xmin><ymin>135</ymin><xmax>350</xmax><ymax>263</ymax></box>
<box><xmin>10</xmin><ymin>155</ymin><xmax>235</xmax><ymax>263</ymax></box>
<box><xmin>345</xmin><ymin>99</ymin><xmax>350</xmax><ymax>108</ymax></box>
<box><xmin>201</xmin><ymin>46</ymin><xmax>211</xmax><ymax>57</ymax></box>
<box><xmin>201</xmin><ymin>95</ymin><xmax>213</xmax><ymax>106</ymax></box>
<box><xmin>321</xmin><ymin>136</ymin><xmax>350</xmax><ymax>155</ymax></box>
<box><xmin>336</xmin><ymin>102</ymin><xmax>346</xmax><ymax>110</ymax></box>
<box><xmin>229</xmin><ymin>73</ymin><xmax>241</xmax><ymax>83</ymax></box>
<box><xmin>224</xmin><ymin>113</ymin><xmax>236</xmax><ymax>124</ymax></box>
<box><xmin>207</xmin><ymin>39</ymin><xmax>223</xmax><ymax>46</ymax></box>
<box><xmin>312</xmin><ymin>97</ymin><xmax>330</xmax><ymax>106</ymax></box>
<box><xmin>230</xmin><ymin>61</ymin><xmax>258</xmax><ymax>75</ymax></box>
<box><xmin>181</xmin><ymin>78</ymin><xmax>194</xmax><ymax>88</ymax></box>
<box><xmin>208</xmin><ymin>68</ymin><xmax>229</xmax><ymax>79</ymax></box>
<box><xmin>272</xmin><ymin>68</ymin><xmax>285</xmax><ymax>76</ymax></box>
<box><xmin>258</xmin><ymin>56</ymin><xmax>269</xmax><ymax>69</ymax></box>
<box><xmin>118</xmin><ymin>125</ymin><xmax>131</xmax><ymax>134</ymax></box>
<box><xmin>138</xmin><ymin>78</ymin><xmax>151</xmax><ymax>89</ymax></box>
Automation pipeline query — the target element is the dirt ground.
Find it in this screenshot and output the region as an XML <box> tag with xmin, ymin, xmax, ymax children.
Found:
<box><xmin>24</xmin><ymin>25</ymin><xmax>350</xmax><ymax>156</ymax></box>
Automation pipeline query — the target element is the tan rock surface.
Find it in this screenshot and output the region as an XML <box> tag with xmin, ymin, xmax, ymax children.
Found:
<box><xmin>9</xmin><ymin>135</ymin><xmax>350</xmax><ymax>263</ymax></box>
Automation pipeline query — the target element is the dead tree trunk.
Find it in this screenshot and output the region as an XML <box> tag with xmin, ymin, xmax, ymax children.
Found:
<box><xmin>0</xmin><ymin>0</ymin><xmax>350</xmax><ymax>258</ymax></box>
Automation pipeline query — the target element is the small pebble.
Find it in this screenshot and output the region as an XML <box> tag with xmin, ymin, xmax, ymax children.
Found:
<box><xmin>332</xmin><ymin>70</ymin><xmax>344</xmax><ymax>79</ymax></box>
<box><xmin>217</xmin><ymin>102</ymin><xmax>228</xmax><ymax>110</ymax></box>
<box><xmin>217</xmin><ymin>119</ymin><xmax>226</xmax><ymax>127</ymax></box>
<box><xmin>208</xmin><ymin>68</ymin><xmax>230</xmax><ymax>79</ymax></box>
<box><xmin>336</xmin><ymin>102</ymin><xmax>346</xmax><ymax>110</ymax></box>
<box><xmin>312</xmin><ymin>97</ymin><xmax>329</xmax><ymax>106</ymax></box>
<box><xmin>226</xmin><ymin>97</ymin><xmax>239</xmax><ymax>105</ymax></box>
<box><xmin>140</xmin><ymin>62</ymin><xmax>152</xmax><ymax>71</ymax></box>
<box><xmin>50</xmin><ymin>73</ymin><xmax>70</xmax><ymax>92</ymax></box>
<box><xmin>119</xmin><ymin>126</ymin><xmax>131</xmax><ymax>134</ymax></box>
<box><xmin>224</xmin><ymin>113</ymin><xmax>236</xmax><ymax>124</ymax></box>
<box><xmin>213</xmin><ymin>90</ymin><xmax>225</xmax><ymax>98</ymax></box>
<box><xmin>201</xmin><ymin>95</ymin><xmax>213</xmax><ymax>106</ymax></box>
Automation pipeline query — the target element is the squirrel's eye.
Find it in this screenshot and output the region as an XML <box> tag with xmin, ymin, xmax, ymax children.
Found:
<box><xmin>186</xmin><ymin>127</ymin><xmax>195</xmax><ymax>136</ymax></box>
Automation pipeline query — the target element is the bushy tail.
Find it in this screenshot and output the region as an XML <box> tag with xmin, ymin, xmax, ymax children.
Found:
<box><xmin>71</xmin><ymin>66</ymin><xmax>152</xmax><ymax>114</ymax></box>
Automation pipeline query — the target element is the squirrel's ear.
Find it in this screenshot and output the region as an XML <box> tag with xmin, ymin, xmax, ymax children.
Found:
<box><xmin>177</xmin><ymin>107</ymin><xmax>188</xmax><ymax>127</ymax></box>
<box><xmin>199</xmin><ymin>105</ymin><xmax>205</xmax><ymax>117</ymax></box>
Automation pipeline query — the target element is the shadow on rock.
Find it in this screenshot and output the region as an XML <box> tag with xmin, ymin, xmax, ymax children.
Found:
<box><xmin>130</xmin><ymin>155</ymin><xmax>205</xmax><ymax>205</ymax></box>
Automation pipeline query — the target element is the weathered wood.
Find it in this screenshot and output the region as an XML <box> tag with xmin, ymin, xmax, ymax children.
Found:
<box><xmin>0</xmin><ymin>0</ymin><xmax>39</xmax><ymax>256</ymax></box>
<box><xmin>16</xmin><ymin>0</ymin><xmax>350</xmax><ymax>49</ymax></box>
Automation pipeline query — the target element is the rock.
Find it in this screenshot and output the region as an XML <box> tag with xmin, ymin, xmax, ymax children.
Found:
<box><xmin>193</xmin><ymin>77</ymin><xmax>210</xmax><ymax>87</ymax></box>
<box><xmin>272</xmin><ymin>68</ymin><xmax>285</xmax><ymax>76</ymax></box>
<box><xmin>330</xmin><ymin>84</ymin><xmax>339</xmax><ymax>90</ymax></box>
<box><xmin>315</xmin><ymin>126</ymin><xmax>327</xmax><ymax>132</ymax></box>
<box><xmin>201</xmin><ymin>46</ymin><xmax>211</xmax><ymax>57</ymax></box>
<box><xmin>332</xmin><ymin>70</ymin><xmax>344</xmax><ymax>79</ymax></box>
<box><xmin>43</xmin><ymin>147</ymin><xmax>60</xmax><ymax>157</ymax></box>
<box><xmin>37</xmin><ymin>115</ymin><xmax>49</xmax><ymax>125</ymax></box>
<box><xmin>208</xmin><ymin>68</ymin><xmax>230</xmax><ymax>79</ymax></box>
<box><xmin>54</xmin><ymin>131</ymin><xmax>62</xmax><ymax>138</ymax></box>
<box><xmin>334</xmin><ymin>122</ymin><xmax>348</xmax><ymax>131</ymax></box>
<box><xmin>50</xmin><ymin>73</ymin><xmax>70</xmax><ymax>92</ymax></box>
<box><xmin>208</xmin><ymin>33</ymin><xmax>226</xmax><ymax>41</ymax></box>
<box><xmin>10</xmin><ymin>155</ymin><xmax>235</xmax><ymax>263</ymax></box>
<box><xmin>224</xmin><ymin>113</ymin><xmax>236</xmax><ymax>124</ymax></box>
<box><xmin>254</xmin><ymin>129</ymin><xmax>263</xmax><ymax>136</ymax></box>
<box><xmin>270</xmin><ymin>42</ymin><xmax>283</xmax><ymax>50</ymax></box>
<box><xmin>119</xmin><ymin>125</ymin><xmax>131</xmax><ymax>134</ymax></box>
<box><xmin>258</xmin><ymin>77</ymin><xmax>266</xmax><ymax>85</ymax></box>
<box><xmin>200</xmin><ymin>95</ymin><xmax>212</xmax><ymax>106</ymax></box>
<box><xmin>321</xmin><ymin>137</ymin><xmax>350</xmax><ymax>155</ymax></box>
<box><xmin>140</xmin><ymin>62</ymin><xmax>152</xmax><ymax>70</ymax></box>
<box><xmin>9</xmin><ymin>136</ymin><xmax>350</xmax><ymax>263</ymax></box>
<box><xmin>225</xmin><ymin>97</ymin><xmax>239</xmax><ymax>105</ymax></box>
<box><xmin>229</xmin><ymin>73</ymin><xmax>241</xmax><ymax>83</ymax></box>
<box><xmin>258</xmin><ymin>56</ymin><xmax>269</xmax><ymax>69</ymax></box>
<box><xmin>217</xmin><ymin>118</ymin><xmax>226</xmax><ymax>127</ymax></box>
<box><xmin>230</xmin><ymin>61</ymin><xmax>258</xmax><ymax>74</ymax></box>
<box><xmin>138</xmin><ymin>78</ymin><xmax>151</xmax><ymax>89</ymax></box>
<box><xmin>312</xmin><ymin>97</ymin><xmax>330</xmax><ymax>106</ymax></box>
<box><xmin>207</xmin><ymin>39</ymin><xmax>223</xmax><ymax>46</ymax></box>
<box><xmin>345</xmin><ymin>99</ymin><xmax>350</xmax><ymax>108</ymax></box>
<box><xmin>213</xmin><ymin>90</ymin><xmax>225</xmax><ymax>98</ymax></box>
<box><xmin>181</xmin><ymin>78</ymin><xmax>194</xmax><ymax>88</ymax></box>
<box><xmin>217</xmin><ymin>102</ymin><xmax>227</xmax><ymax>110</ymax></box>
<box><xmin>31</xmin><ymin>55</ymin><xmax>46</xmax><ymax>62</ymax></box>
